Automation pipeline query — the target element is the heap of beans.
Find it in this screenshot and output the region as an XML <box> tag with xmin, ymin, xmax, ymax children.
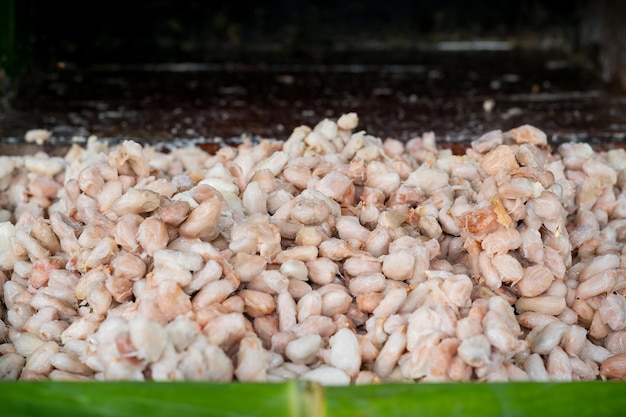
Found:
<box><xmin>0</xmin><ymin>113</ymin><xmax>624</xmax><ymax>383</ymax></box>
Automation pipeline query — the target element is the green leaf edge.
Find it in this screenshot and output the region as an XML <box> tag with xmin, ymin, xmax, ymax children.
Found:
<box><xmin>1</xmin><ymin>381</ymin><xmax>625</xmax><ymax>417</ymax></box>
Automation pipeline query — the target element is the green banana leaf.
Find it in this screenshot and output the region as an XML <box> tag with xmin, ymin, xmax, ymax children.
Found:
<box><xmin>1</xmin><ymin>381</ymin><xmax>624</xmax><ymax>417</ymax></box>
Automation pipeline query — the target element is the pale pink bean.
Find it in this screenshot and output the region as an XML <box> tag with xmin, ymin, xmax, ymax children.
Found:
<box><xmin>3</xmin><ymin>281</ymin><xmax>27</xmax><ymax>310</ymax></box>
<box><xmin>491</xmin><ymin>253</ymin><xmax>523</xmax><ymax>285</ymax></box>
<box><xmin>270</xmin><ymin>331</ymin><xmax>297</xmax><ymax>355</ymax></box>
<box><xmin>545</xmin><ymin>280</ymin><xmax>568</xmax><ymax>298</ymax></box>
<box><xmin>382</xmin><ymin>251</ymin><xmax>415</xmax><ymax>281</ymax></box>
<box><xmin>589</xmin><ymin>310</ymin><xmax>611</xmax><ymax>340</ymax></box>
<box><xmin>240</xmin><ymin>290</ymin><xmax>276</xmax><ymax>318</ymax></box>
<box><xmin>50</xmin><ymin>352</ymin><xmax>93</xmax><ymax>376</ymax></box>
<box><xmin>0</xmin><ymin>353</ymin><xmax>25</xmax><ymax>380</ymax></box>
<box><xmin>569</xmin><ymin>356</ymin><xmax>599</xmax><ymax>381</ymax></box>
<box><xmin>581</xmin><ymin>340</ymin><xmax>612</xmax><ymax>363</ymax></box>
<box><xmin>253</xmin><ymin>316</ymin><xmax>279</xmax><ymax>349</ymax></box>
<box><xmin>356</xmin><ymin>293</ymin><xmax>384</xmax><ymax>314</ymax></box>
<box><xmin>29</xmin><ymin>219</ymin><xmax>60</xmax><ymax>253</ymax></box>
<box><xmin>525</xmin><ymin>353</ymin><xmax>550</xmax><ymax>382</ymax></box>
<box><xmin>329</xmin><ymin>328</ymin><xmax>361</xmax><ymax>378</ymax></box>
<box><xmin>445</xmin><ymin>355</ymin><xmax>472</xmax><ymax>382</ymax></box>
<box><xmin>235</xmin><ymin>335</ymin><xmax>271</xmax><ymax>382</ymax></box>
<box><xmin>277</xmin><ymin>291</ymin><xmax>297</xmax><ymax>332</ymax></box>
<box><xmin>355</xmin><ymin>370</ymin><xmax>381</xmax><ymax>385</ymax></box>
<box><xmin>515</xmin><ymin>295</ymin><xmax>566</xmax><ymax>316</ymax></box>
<box><xmin>222</xmin><ymin>295</ymin><xmax>245</xmax><ymax>314</ymax></box>
<box><xmin>315</xmin><ymin>171</ymin><xmax>355</xmax><ymax>206</ymax></box>
<box><xmin>274</xmin><ymin>246</ymin><xmax>318</xmax><ymax>263</ymax></box>
<box><xmin>504</xmin><ymin>362</ymin><xmax>530</xmax><ymax>382</ymax></box>
<box><xmin>86</xmin><ymin>237</ymin><xmax>119</xmax><ymax>269</ymax></box>
<box><xmin>571</xmin><ymin>299</ymin><xmax>595</xmax><ymax>324</ymax></box>
<box><xmin>13</xmin><ymin>332</ymin><xmax>45</xmax><ymax>357</ymax></box>
<box><xmin>599</xmin><ymin>293</ymin><xmax>626</xmax><ymax>331</ymax></box>
<box><xmin>157</xmin><ymin>281</ymin><xmax>192</xmax><ymax>322</ymax></box>
<box><xmin>24</xmin><ymin>341</ymin><xmax>59</xmax><ymax>374</ymax></box>
<box><xmin>517</xmin><ymin>312</ymin><xmax>560</xmax><ymax>329</ymax></box>
<box><xmin>283</xmin><ymin>164</ymin><xmax>312</xmax><ymax>190</ymax></box>
<box><xmin>605</xmin><ymin>331</ymin><xmax>626</xmax><ymax>354</ymax></box>
<box><xmin>300</xmin><ymin>366</ymin><xmax>351</xmax><ymax>385</ymax></box>
<box><xmin>7</xmin><ymin>303</ymin><xmax>34</xmax><ymax>331</ymax></box>
<box><xmin>110</xmin><ymin>188</ymin><xmax>160</xmax><ymax>216</ymax></box>
<box><xmin>247</xmin><ymin>270</ymin><xmax>289</xmax><ymax>295</ymax></box>
<box><xmin>201</xmin><ymin>312</ymin><xmax>251</xmax><ymax>350</ymax></box>
<box><xmin>97</xmin><ymin>180</ymin><xmax>123</xmax><ymax>212</ymax></box>
<box><xmin>319</xmin><ymin>238</ymin><xmax>359</xmax><ymax>261</ymax></box>
<box><xmin>456</xmin><ymin>317</ymin><xmax>482</xmax><ymax>340</ymax></box>
<box><xmin>381</xmin><ymin>314</ymin><xmax>406</xmax><ymax>335</ymax></box>
<box><xmin>24</xmin><ymin>307</ymin><xmax>57</xmax><ymax>335</ymax></box>
<box><xmin>441</xmin><ymin>274</ymin><xmax>473</xmax><ymax>308</ymax></box>
<box><xmin>160</xmin><ymin>200</ymin><xmax>190</xmax><ymax>226</ymax></box>
<box><xmin>579</xmin><ymin>254</ymin><xmax>620</xmax><ymax>282</ymax></box>
<box><xmin>293</xmin><ymin>315</ymin><xmax>336</xmax><ymax>338</ymax></box>
<box><xmin>343</xmin><ymin>255</ymin><xmax>381</xmax><ymax>276</ymax></box>
<box><xmin>600</xmin><ymin>353</ymin><xmax>626</xmax><ymax>379</ymax></box>
<box><xmin>295</xmin><ymin>227</ymin><xmax>326</xmax><ymax>247</ymax></box>
<box><xmin>321</xmin><ymin>290</ymin><xmax>352</xmax><ymax>317</ymax></box>
<box><xmin>242</xmin><ymin>181</ymin><xmax>268</xmax><ymax>215</ymax></box>
<box><xmin>483</xmin><ymin>303</ymin><xmax>523</xmax><ymax>354</ymax></box>
<box><xmin>373</xmin><ymin>327</ymin><xmax>406</xmax><ymax>378</ymax></box>
<box><xmin>14</xmin><ymin>230</ymin><xmax>49</xmax><ymax>261</ymax></box>
<box><xmin>111</xmin><ymin>252</ymin><xmax>146</xmax><ymax>282</ymax></box>
<box><xmin>554</xmin><ymin>307</ymin><xmax>576</xmax><ymax>326</ymax></box>
<box><xmin>61</xmin><ymin>314</ymin><xmax>104</xmax><ymax>343</ymax></box>
<box><xmin>290</xmin><ymin>192</ymin><xmax>332</xmax><ymax>225</ymax></box>
<box><xmin>179</xmin><ymin>196</ymin><xmax>222</xmax><ymax>240</ymax></box>
<box><xmin>230</xmin><ymin>253</ymin><xmax>265</xmax><ymax>283</ymax></box>
<box><xmin>112</xmin><ymin>213</ymin><xmax>142</xmax><ymax>252</ymax></box>
<box><xmin>480</xmin><ymin>228</ymin><xmax>522</xmax><ymax>257</ymax></box>
<box><xmin>516</xmin><ymin>264</ymin><xmax>554</xmax><ymax>297</ymax></box>
<box><xmin>527</xmin><ymin>322</ymin><xmax>568</xmax><ymax>355</ymax></box>
<box><xmin>28</xmin><ymin>258</ymin><xmax>61</xmax><ymax>288</ymax></box>
<box><xmin>518</xmin><ymin>226</ymin><xmax>544</xmax><ymax>264</ymax></box>
<box><xmin>306</xmin><ymin>258</ymin><xmax>339</xmax><ymax>285</ymax></box>
<box><xmin>576</xmin><ymin>270</ymin><xmax>616</xmax><ymax>300</ymax></box>
<box><xmin>561</xmin><ymin>325</ymin><xmax>588</xmax><ymax>357</ymax></box>
<box><xmin>348</xmin><ymin>273</ymin><xmax>386</xmax><ymax>295</ymax></box>
<box><xmin>137</xmin><ymin>217</ymin><xmax>169</xmax><ymax>257</ymax></box>
<box><xmin>373</xmin><ymin>287</ymin><xmax>407</xmax><ymax>319</ymax></box>
<box><xmin>192</xmin><ymin>280</ymin><xmax>236</xmax><ymax>310</ymax></box>
<box><xmin>279</xmin><ymin>260</ymin><xmax>308</xmax><ymax>281</ymax></box>
<box><xmin>509</xmin><ymin>124</ymin><xmax>547</xmax><ymax>146</ymax></box>
<box><xmin>285</xmin><ymin>334</ymin><xmax>323</xmax><ymax>365</ymax></box>
<box><xmin>478</xmin><ymin>252</ymin><xmax>501</xmax><ymax>290</ymax></box>
<box><xmin>137</xmin><ymin>178</ymin><xmax>176</xmax><ymax>200</ymax></box>
<box><xmin>457</xmin><ymin>334</ymin><xmax>491</xmax><ymax>368</ymax></box>
<box><xmin>364</xmin><ymin>227</ymin><xmax>391</xmax><ymax>257</ymax></box>
<box><xmin>336</xmin><ymin>216</ymin><xmax>370</xmax><ymax>242</ymax></box>
<box><xmin>297</xmin><ymin>291</ymin><xmax>323</xmax><ymax>323</ymax></box>
<box><xmin>547</xmin><ymin>346</ymin><xmax>572</xmax><ymax>381</ymax></box>
<box><xmin>288</xmin><ymin>279</ymin><xmax>312</xmax><ymax>300</ymax></box>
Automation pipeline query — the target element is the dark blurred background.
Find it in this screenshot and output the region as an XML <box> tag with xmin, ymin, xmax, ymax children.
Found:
<box><xmin>1</xmin><ymin>0</ymin><xmax>625</xmax><ymax>149</ymax></box>
<box><xmin>7</xmin><ymin>1</ymin><xmax>585</xmax><ymax>64</ymax></box>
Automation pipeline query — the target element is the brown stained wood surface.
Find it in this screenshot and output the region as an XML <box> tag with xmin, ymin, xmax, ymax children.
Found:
<box><xmin>1</xmin><ymin>50</ymin><xmax>626</xmax><ymax>155</ymax></box>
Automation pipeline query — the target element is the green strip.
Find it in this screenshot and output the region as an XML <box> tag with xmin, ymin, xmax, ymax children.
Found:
<box><xmin>0</xmin><ymin>381</ymin><xmax>298</xmax><ymax>417</ymax></box>
<box><xmin>323</xmin><ymin>382</ymin><xmax>626</xmax><ymax>417</ymax></box>
<box><xmin>1</xmin><ymin>381</ymin><xmax>625</xmax><ymax>417</ymax></box>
